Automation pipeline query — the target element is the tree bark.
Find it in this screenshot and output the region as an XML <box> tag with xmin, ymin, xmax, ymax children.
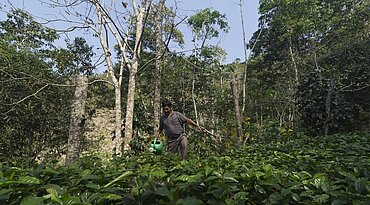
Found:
<box><xmin>95</xmin><ymin>1</ymin><xmax>124</xmax><ymax>155</ymax></box>
<box><xmin>66</xmin><ymin>75</ymin><xmax>88</xmax><ymax>165</ymax></box>
<box><xmin>230</xmin><ymin>73</ymin><xmax>244</xmax><ymax>143</ymax></box>
<box><xmin>239</xmin><ymin>0</ymin><xmax>248</xmax><ymax>115</ymax></box>
<box><xmin>153</xmin><ymin>0</ymin><xmax>165</xmax><ymax>134</ymax></box>
<box><xmin>124</xmin><ymin>2</ymin><xmax>148</xmax><ymax>150</ymax></box>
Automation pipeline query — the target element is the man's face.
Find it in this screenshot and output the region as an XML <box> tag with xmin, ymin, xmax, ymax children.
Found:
<box><xmin>163</xmin><ymin>106</ymin><xmax>172</xmax><ymax>116</ymax></box>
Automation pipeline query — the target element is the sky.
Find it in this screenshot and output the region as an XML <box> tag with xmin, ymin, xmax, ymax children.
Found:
<box><xmin>0</xmin><ymin>0</ymin><xmax>260</xmax><ymax>64</ymax></box>
<box><xmin>171</xmin><ymin>0</ymin><xmax>260</xmax><ymax>63</ymax></box>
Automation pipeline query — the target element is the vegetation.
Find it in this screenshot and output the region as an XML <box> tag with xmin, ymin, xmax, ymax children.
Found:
<box><xmin>1</xmin><ymin>133</ymin><xmax>369</xmax><ymax>204</ymax></box>
<box><xmin>0</xmin><ymin>0</ymin><xmax>369</xmax><ymax>204</ymax></box>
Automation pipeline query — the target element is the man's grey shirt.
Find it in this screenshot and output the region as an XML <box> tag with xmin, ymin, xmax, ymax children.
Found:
<box><xmin>159</xmin><ymin>111</ymin><xmax>188</xmax><ymax>139</ymax></box>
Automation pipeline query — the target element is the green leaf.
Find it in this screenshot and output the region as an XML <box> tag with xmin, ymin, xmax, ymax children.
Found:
<box><xmin>224</xmin><ymin>176</ymin><xmax>239</xmax><ymax>183</ymax></box>
<box><xmin>292</xmin><ymin>193</ymin><xmax>300</xmax><ymax>202</ymax></box>
<box><xmin>64</xmin><ymin>196</ymin><xmax>81</xmax><ymax>205</ymax></box>
<box><xmin>339</xmin><ymin>171</ymin><xmax>356</xmax><ymax>181</ymax></box>
<box><xmin>103</xmin><ymin>193</ymin><xmax>122</xmax><ymax>200</ymax></box>
<box><xmin>204</xmin><ymin>176</ymin><xmax>219</xmax><ymax>182</ymax></box>
<box><xmin>151</xmin><ymin>169</ymin><xmax>167</xmax><ymax>178</ymax></box>
<box><xmin>313</xmin><ymin>194</ymin><xmax>329</xmax><ymax>203</ymax></box>
<box><xmin>81</xmin><ymin>169</ymin><xmax>91</xmax><ymax>177</ymax></box>
<box><xmin>254</xmin><ymin>171</ymin><xmax>265</xmax><ymax>179</ymax></box>
<box><xmin>43</xmin><ymin>186</ymin><xmax>62</xmax><ymax>204</ymax></box>
<box><xmin>131</xmin><ymin>187</ymin><xmax>140</xmax><ymax>196</ymax></box>
<box><xmin>175</xmin><ymin>174</ymin><xmax>201</xmax><ymax>183</ymax></box>
<box><xmin>204</xmin><ymin>166</ymin><xmax>214</xmax><ymax>176</ymax></box>
<box><xmin>85</xmin><ymin>183</ymin><xmax>100</xmax><ymax>190</ymax></box>
<box><xmin>263</xmin><ymin>164</ymin><xmax>273</xmax><ymax>173</ymax></box>
<box><xmin>19</xmin><ymin>176</ymin><xmax>41</xmax><ymax>184</ymax></box>
<box><xmin>233</xmin><ymin>191</ymin><xmax>248</xmax><ymax>200</ymax></box>
<box><xmin>46</xmin><ymin>188</ymin><xmax>59</xmax><ymax>196</ymax></box>
<box><xmin>20</xmin><ymin>196</ymin><xmax>44</xmax><ymax>205</ymax></box>
<box><xmin>298</xmin><ymin>171</ymin><xmax>312</xmax><ymax>179</ymax></box>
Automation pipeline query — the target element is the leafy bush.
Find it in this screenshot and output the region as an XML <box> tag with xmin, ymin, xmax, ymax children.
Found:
<box><xmin>0</xmin><ymin>133</ymin><xmax>369</xmax><ymax>204</ymax></box>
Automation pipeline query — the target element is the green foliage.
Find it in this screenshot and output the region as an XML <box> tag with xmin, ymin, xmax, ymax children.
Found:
<box><xmin>0</xmin><ymin>133</ymin><xmax>369</xmax><ymax>204</ymax></box>
<box><xmin>188</xmin><ymin>8</ymin><xmax>229</xmax><ymax>41</ymax></box>
<box><xmin>0</xmin><ymin>9</ymin><xmax>58</xmax><ymax>51</ymax></box>
<box><xmin>53</xmin><ymin>37</ymin><xmax>96</xmax><ymax>76</ymax></box>
<box><xmin>245</xmin><ymin>0</ymin><xmax>370</xmax><ymax>135</ymax></box>
<box><xmin>297</xmin><ymin>40</ymin><xmax>370</xmax><ymax>135</ymax></box>
<box><xmin>0</xmin><ymin>9</ymin><xmax>72</xmax><ymax>164</ymax></box>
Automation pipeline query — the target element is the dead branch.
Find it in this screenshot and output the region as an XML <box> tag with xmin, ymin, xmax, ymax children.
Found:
<box><xmin>5</xmin><ymin>84</ymin><xmax>49</xmax><ymax>106</ymax></box>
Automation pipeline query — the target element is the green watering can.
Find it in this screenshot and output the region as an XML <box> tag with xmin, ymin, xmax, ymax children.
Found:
<box><xmin>150</xmin><ymin>138</ymin><xmax>164</xmax><ymax>155</ymax></box>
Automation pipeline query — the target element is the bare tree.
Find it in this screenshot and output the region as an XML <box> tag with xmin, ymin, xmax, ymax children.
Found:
<box><xmin>66</xmin><ymin>75</ymin><xmax>88</xmax><ymax>164</ymax></box>
<box><xmin>230</xmin><ymin>67</ymin><xmax>244</xmax><ymax>144</ymax></box>
<box><xmin>238</xmin><ymin>0</ymin><xmax>248</xmax><ymax>116</ymax></box>
<box><xmin>153</xmin><ymin>0</ymin><xmax>165</xmax><ymax>134</ymax></box>
<box><xmin>93</xmin><ymin>0</ymin><xmax>152</xmax><ymax>153</ymax></box>
<box><xmin>123</xmin><ymin>0</ymin><xmax>152</xmax><ymax>151</ymax></box>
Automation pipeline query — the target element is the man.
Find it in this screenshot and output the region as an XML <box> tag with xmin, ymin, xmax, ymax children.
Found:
<box><xmin>154</xmin><ymin>99</ymin><xmax>203</xmax><ymax>160</ymax></box>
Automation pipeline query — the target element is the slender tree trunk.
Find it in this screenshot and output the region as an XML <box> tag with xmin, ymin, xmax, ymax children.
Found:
<box><xmin>324</xmin><ymin>78</ymin><xmax>335</xmax><ymax>135</ymax></box>
<box><xmin>289</xmin><ymin>44</ymin><xmax>299</xmax><ymax>86</ymax></box>
<box><xmin>239</xmin><ymin>0</ymin><xmax>248</xmax><ymax>115</ymax></box>
<box><xmin>113</xmin><ymin>85</ymin><xmax>122</xmax><ymax>153</ymax></box>
<box><xmin>289</xmin><ymin>43</ymin><xmax>299</xmax><ymax>130</ymax></box>
<box><xmin>124</xmin><ymin>62</ymin><xmax>137</xmax><ymax>150</ymax></box>
<box><xmin>153</xmin><ymin>0</ymin><xmax>165</xmax><ymax>134</ymax></box>
<box><xmin>124</xmin><ymin>3</ymin><xmax>147</xmax><ymax>149</ymax></box>
<box><xmin>192</xmin><ymin>34</ymin><xmax>199</xmax><ymax>125</ymax></box>
<box><xmin>230</xmin><ymin>73</ymin><xmax>243</xmax><ymax>143</ymax></box>
<box><xmin>95</xmin><ymin>1</ymin><xmax>123</xmax><ymax>155</ymax></box>
<box><xmin>192</xmin><ymin>71</ymin><xmax>199</xmax><ymax>125</ymax></box>
<box><xmin>66</xmin><ymin>75</ymin><xmax>88</xmax><ymax>165</ymax></box>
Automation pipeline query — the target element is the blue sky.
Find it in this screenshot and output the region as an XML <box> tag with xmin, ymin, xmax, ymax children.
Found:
<box><xmin>172</xmin><ymin>0</ymin><xmax>260</xmax><ymax>63</ymax></box>
<box><xmin>0</xmin><ymin>0</ymin><xmax>259</xmax><ymax>64</ymax></box>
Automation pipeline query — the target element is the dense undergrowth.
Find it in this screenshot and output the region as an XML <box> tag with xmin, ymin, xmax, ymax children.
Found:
<box><xmin>1</xmin><ymin>133</ymin><xmax>369</xmax><ymax>205</ymax></box>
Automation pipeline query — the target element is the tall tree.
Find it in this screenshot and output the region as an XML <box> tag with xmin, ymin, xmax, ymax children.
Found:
<box><xmin>153</xmin><ymin>0</ymin><xmax>165</xmax><ymax>134</ymax></box>
<box><xmin>187</xmin><ymin>8</ymin><xmax>229</xmax><ymax>124</ymax></box>
<box><xmin>61</xmin><ymin>37</ymin><xmax>95</xmax><ymax>164</ymax></box>
<box><xmin>90</xmin><ymin>0</ymin><xmax>152</xmax><ymax>153</ymax></box>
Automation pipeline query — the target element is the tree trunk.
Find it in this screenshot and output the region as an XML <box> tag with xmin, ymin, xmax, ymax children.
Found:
<box><xmin>95</xmin><ymin>1</ymin><xmax>123</xmax><ymax>155</ymax></box>
<box><xmin>113</xmin><ymin>85</ymin><xmax>123</xmax><ymax>153</ymax></box>
<box><xmin>124</xmin><ymin>62</ymin><xmax>137</xmax><ymax>150</ymax></box>
<box><xmin>230</xmin><ymin>73</ymin><xmax>244</xmax><ymax>143</ymax></box>
<box><xmin>153</xmin><ymin>0</ymin><xmax>165</xmax><ymax>134</ymax></box>
<box><xmin>66</xmin><ymin>75</ymin><xmax>88</xmax><ymax>165</ymax></box>
<box><xmin>192</xmin><ymin>72</ymin><xmax>199</xmax><ymax>125</ymax></box>
<box><xmin>324</xmin><ymin>78</ymin><xmax>335</xmax><ymax>135</ymax></box>
<box><xmin>124</xmin><ymin>4</ymin><xmax>147</xmax><ymax>150</ymax></box>
<box><xmin>239</xmin><ymin>0</ymin><xmax>248</xmax><ymax>115</ymax></box>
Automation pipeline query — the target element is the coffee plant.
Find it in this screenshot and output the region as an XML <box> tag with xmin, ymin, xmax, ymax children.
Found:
<box><xmin>1</xmin><ymin>133</ymin><xmax>369</xmax><ymax>204</ymax></box>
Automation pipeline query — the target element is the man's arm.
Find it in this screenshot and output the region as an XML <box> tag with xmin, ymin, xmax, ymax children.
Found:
<box><xmin>154</xmin><ymin>128</ymin><xmax>162</xmax><ymax>138</ymax></box>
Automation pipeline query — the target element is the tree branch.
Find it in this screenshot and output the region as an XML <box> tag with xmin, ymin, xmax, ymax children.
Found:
<box><xmin>5</xmin><ymin>84</ymin><xmax>49</xmax><ymax>106</ymax></box>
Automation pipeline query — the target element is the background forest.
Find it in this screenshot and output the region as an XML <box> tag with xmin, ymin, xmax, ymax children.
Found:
<box><xmin>0</xmin><ymin>0</ymin><xmax>369</xmax><ymax>204</ymax></box>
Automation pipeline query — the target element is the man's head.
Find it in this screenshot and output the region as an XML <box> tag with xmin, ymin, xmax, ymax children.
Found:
<box><xmin>162</xmin><ymin>99</ymin><xmax>173</xmax><ymax>116</ymax></box>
